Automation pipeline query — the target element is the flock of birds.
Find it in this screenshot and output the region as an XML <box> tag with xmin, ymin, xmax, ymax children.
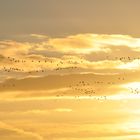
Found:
<box><xmin>129</xmin><ymin>88</ymin><xmax>140</xmax><ymax>94</ymax></box>
<box><xmin>0</xmin><ymin>55</ymin><xmax>140</xmax><ymax>100</ymax></box>
<box><xmin>1</xmin><ymin>56</ymin><xmax>82</xmax><ymax>73</ymax></box>
<box><xmin>2</xmin><ymin>55</ymin><xmax>140</xmax><ymax>73</ymax></box>
<box><xmin>107</xmin><ymin>56</ymin><xmax>140</xmax><ymax>62</ymax></box>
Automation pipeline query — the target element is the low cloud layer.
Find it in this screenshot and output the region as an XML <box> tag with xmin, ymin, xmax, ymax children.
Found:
<box><xmin>1</xmin><ymin>33</ymin><xmax>140</xmax><ymax>140</ymax></box>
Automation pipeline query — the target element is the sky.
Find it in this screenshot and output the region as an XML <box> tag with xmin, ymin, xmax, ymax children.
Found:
<box><xmin>1</xmin><ymin>0</ymin><xmax>140</xmax><ymax>140</ymax></box>
<box><xmin>1</xmin><ymin>0</ymin><xmax>140</xmax><ymax>40</ymax></box>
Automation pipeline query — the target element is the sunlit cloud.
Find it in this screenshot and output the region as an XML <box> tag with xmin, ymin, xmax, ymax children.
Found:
<box><xmin>117</xmin><ymin>60</ymin><xmax>140</xmax><ymax>70</ymax></box>
<box><xmin>30</xmin><ymin>34</ymin><xmax>49</xmax><ymax>40</ymax></box>
<box><xmin>0</xmin><ymin>121</ymin><xmax>43</xmax><ymax>140</ymax></box>
<box><xmin>0</xmin><ymin>40</ymin><xmax>33</xmax><ymax>57</ymax></box>
<box><xmin>54</xmin><ymin>108</ymin><xmax>73</xmax><ymax>112</ymax></box>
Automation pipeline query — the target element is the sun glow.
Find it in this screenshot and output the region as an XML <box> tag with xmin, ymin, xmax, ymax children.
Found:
<box><xmin>123</xmin><ymin>82</ymin><xmax>140</xmax><ymax>89</ymax></box>
<box><xmin>117</xmin><ymin>60</ymin><xmax>140</xmax><ymax>70</ymax></box>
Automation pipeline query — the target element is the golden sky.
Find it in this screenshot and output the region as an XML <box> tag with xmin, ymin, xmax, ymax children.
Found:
<box><xmin>1</xmin><ymin>1</ymin><xmax>140</xmax><ymax>140</ymax></box>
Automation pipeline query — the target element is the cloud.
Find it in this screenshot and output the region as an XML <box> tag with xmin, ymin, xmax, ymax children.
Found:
<box><xmin>0</xmin><ymin>72</ymin><xmax>138</xmax><ymax>100</ymax></box>
<box><xmin>1</xmin><ymin>33</ymin><xmax>140</xmax><ymax>57</ymax></box>
<box><xmin>47</xmin><ymin>34</ymin><xmax>111</xmax><ymax>54</ymax></box>
<box><xmin>54</xmin><ymin>108</ymin><xmax>73</xmax><ymax>112</ymax></box>
<box><xmin>0</xmin><ymin>121</ymin><xmax>43</xmax><ymax>140</ymax></box>
<box><xmin>45</xmin><ymin>34</ymin><xmax>140</xmax><ymax>54</ymax></box>
<box><xmin>1</xmin><ymin>33</ymin><xmax>140</xmax><ymax>99</ymax></box>
<box><xmin>30</xmin><ymin>34</ymin><xmax>49</xmax><ymax>40</ymax></box>
<box><xmin>0</xmin><ymin>40</ymin><xmax>33</xmax><ymax>56</ymax></box>
<box><xmin>1</xmin><ymin>34</ymin><xmax>140</xmax><ymax>79</ymax></box>
<box><xmin>1</xmin><ymin>95</ymin><xmax>140</xmax><ymax>140</ymax></box>
<box><xmin>1</xmin><ymin>33</ymin><xmax>140</xmax><ymax>140</ymax></box>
